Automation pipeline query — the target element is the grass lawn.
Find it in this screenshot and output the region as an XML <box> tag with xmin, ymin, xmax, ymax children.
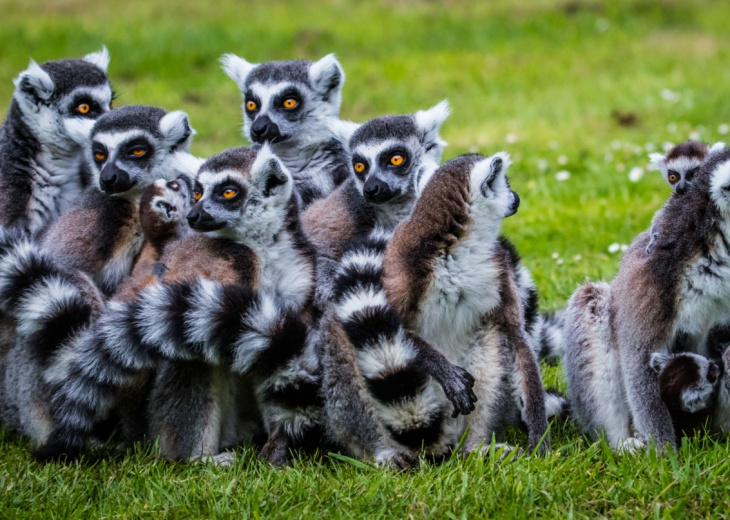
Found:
<box><xmin>2</xmin><ymin>0</ymin><xmax>730</xmax><ymax>517</ymax></box>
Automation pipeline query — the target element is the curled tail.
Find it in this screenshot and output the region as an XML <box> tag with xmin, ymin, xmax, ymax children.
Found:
<box><xmin>332</xmin><ymin>229</ymin><xmax>452</xmax><ymax>452</ymax></box>
<box><xmin>35</xmin><ymin>278</ymin><xmax>309</xmax><ymax>462</ymax></box>
<box><xmin>536</xmin><ymin>310</ymin><xmax>565</xmax><ymax>365</ymax></box>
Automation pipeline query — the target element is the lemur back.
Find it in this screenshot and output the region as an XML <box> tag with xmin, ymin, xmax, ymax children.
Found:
<box><xmin>0</xmin><ymin>49</ymin><xmax>113</xmax><ymax>235</ymax></box>
<box><xmin>222</xmin><ymin>53</ymin><xmax>354</xmax><ymax>208</ymax></box>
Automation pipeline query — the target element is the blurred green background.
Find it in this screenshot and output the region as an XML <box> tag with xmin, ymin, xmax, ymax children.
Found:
<box><xmin>2</xmin><ymin>1</ymin><xmax>730</xmax><ymax>517</ymax></box>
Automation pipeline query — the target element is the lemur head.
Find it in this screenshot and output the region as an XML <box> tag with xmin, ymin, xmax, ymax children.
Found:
<box><xmin>651</xmin><ymin>352</ymin><xmax>719</xmax><ymax>414</ymax></box>
<box><xmin>139</xmin><ymin>175</ymin><xmax>194</xmax><ymax>244</ymax></box>
<box><xmin>649</xmin><ymin>141</ymin><xmax>725</xmax><ymax>193</ymax></box>
<box><xmin>186</xmin><ymin>145</ymin><xmax>293</xmax><ymax>244</ymax></box>
<box><xmin>12</xmin><ymin>48</ymin><xmax>113</xmax><ymax>148</ymax></box>
<box><xmin>349</xmin><ymin>101</ymin><xmax>450</xmax><ymax>207</ymax></box>
<box><xmin>88</xmin><ymin>105</ymin><xmax>195</xmax><ymax>200</ymax></box>
<box><xmin>221</xmin><ymin>53</ymin><xmax>345</xmax><ymax>148</ymax></box>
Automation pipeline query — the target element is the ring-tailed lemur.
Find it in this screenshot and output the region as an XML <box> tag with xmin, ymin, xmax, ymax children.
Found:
<box><xmin>0</xmin><ymin>48</ymin><xmax>113</xmax><ymax>234</ymax></box>
<box><xmin>0</xmin><ymin>107</ymin><xmax>199</xmax><ymax>445</ymax></box>
<box><xmin>221</xmin><ymin>53</ymin><xmax>355</xmax><ymax>208</ymax></box>
<box><xmin>323</xmin><ymin>153</ymin><xmax>551</xmax><ymax>466</ymax></box>
<box><xmin>34</xmin><ymin>146</ymin><xmax>320</xmax><ymax>466</ymax></box>
<box><xmin>645</xmin><ymin>140</ymin><xmax>726</xmax><ymax>254</ymax></box>
<box><xmin>564</xmin><ymin>148</ymin><xmax>730</xmax><ymax>452</ymax></box>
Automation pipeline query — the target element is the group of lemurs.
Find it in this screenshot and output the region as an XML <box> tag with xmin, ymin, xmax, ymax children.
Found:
<box><xmin>0</xmin><ymin>47</ymin><xmax>728</xmax><ymax>468</ymax></box>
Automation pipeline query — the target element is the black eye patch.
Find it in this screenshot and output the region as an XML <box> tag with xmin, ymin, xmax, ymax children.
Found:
<box><xmin>213</xmin><ymin>179</ymin><xmax>247</xmax><ymax>208</ymax></box>
<box><xmin>378</xmin><ymin>148</ymin><xmax>410</xmax><ymax>175</ymax></box>
<box><xmin>122</xmin><ymin>138</ymin><xmax>154</xmax><ymax>162</ymax></box>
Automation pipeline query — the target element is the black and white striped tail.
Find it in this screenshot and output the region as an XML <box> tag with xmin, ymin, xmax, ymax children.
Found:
<box><xmin>332</xmin><ymin>229</ymin><xmax>447</xmax><ymax>451</ymax></box>
<box><xmin>537</xmin><ymin>310</ymin><xmax>565</xmax><ymax>365</ymax></box>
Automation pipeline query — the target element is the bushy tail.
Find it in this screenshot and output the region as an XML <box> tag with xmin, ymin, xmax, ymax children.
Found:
<box><xmin>544</xmin><ymin>387</ymin><xmax>571</xmax><ymax>422</ymax></box>
<box><xmin>536</xmin><ymin>310</ymin><xmax>565</xmax><ymax>365</ymax></box>
<box><xmin>0</xmin><ymin>230</ymin><xmax>100</xmax><ymax>367</ymax></box>
<box><xmin>35</xmin><ymin>278</ymin><xmax>308</xmax><ymax>462</ymax></box>
<box><xmin>332</xmin><ymin>229</ymin><xmax>448</xmax><ymax>451</ymax></box>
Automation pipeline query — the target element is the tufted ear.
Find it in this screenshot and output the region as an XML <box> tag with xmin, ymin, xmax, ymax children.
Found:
<box><xmin>83</xmin><ymin>46</ymin><xmax>110</xmax><ymax>73</ymax></box>
<box><xmin>309</xmin><ymin>53</ymin><xmax>345</xmax><ymax>100</ymax></box>
<box><xmin>649</xmin><ymin>152</ymin><xmax>666</xmax><ymax>170</ymax></box>
<box><xmin>220</xmin><ymin>54</ymin><xmax>257</xmax><ymax>91</ymax></box>
<box><xmin>252</xmin><ymin>144</ymin><xmax>291</xmax><ymax>198</ymax></box>
<box><xmin>13</xmin><ymin>59</ymin><xmax>55</xmax><ymax>101</ymax></box>
<box><xmin>159</xmin><ymin>111</ymin><xmax>195</xmax><ymax>151</ymax></box>
<box><xmin>486</xmin><ymin>151</ymin><xmax>512</xmax><ymax>185</ymax></box>
<box><xmin>710</xmin><ymin>141</ymin><xmax>726</xmax><ymax>155</ymax></box>
<box><xmin>415</xmin><ymin>100</ymin><xmax>450</xmax><ymax>152</ymax></box>
<box><xmin>650</xmin><ymin>352</ymin><xmax>672</xmax><ymax>374</ymax></box>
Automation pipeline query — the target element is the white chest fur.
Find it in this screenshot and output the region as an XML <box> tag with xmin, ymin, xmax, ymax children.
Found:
<box><xmin>28</xmin><ymin>147</ymin><xmax>84</xmax><ymax>232</ymax></box>
<box><xmin>255</xmin><ymin>232</ymin><xmax>313</xmax><ymax>312</ymax></box>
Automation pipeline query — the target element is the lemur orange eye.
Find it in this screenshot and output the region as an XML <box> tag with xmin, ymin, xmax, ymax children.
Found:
<box><xmin>283</xmin><ymin>98</ymin><xmax>299</xmax><ymax>109</ymax></box>
<box><xmin>390</xmin><ymin>155</ymin><xmax>404</xmax><ymax>166</ymax></box>
<box><xmin>194</xmin><ymin>191</ymin><xmax>202</xmax><ymax>201</ymax></box>
<box><xmin>77</xmin><ymin>103</ymin><xmax>90</xmax><ymax>115</ymax></box>
<box><xmin>668</xmin><ymin>174</ymin><xmax>678</xmax><ymax>183</ymax></box>
<box><xmin>223</xmin><ymin>189</ymin><xmax>237</xmax><ymax>199</ymax></box>
<box><xmin>246</xmin><ymin>100</ymin><xmax>257</xmax><ymax>111</ymax></box>
<box><xmin>132</xmin><ymin>148</ymin><xmax>146</xmax><ymax>157</ymax></box>
<box><xmin>354</xmin><ymin>162</ymin><xmax>365</xmax><ymax>173</ymax></box>
<box><xmin>94</xmin><ymin>152</ymin><xmax>106</xmax><ymax>161</ymax></box>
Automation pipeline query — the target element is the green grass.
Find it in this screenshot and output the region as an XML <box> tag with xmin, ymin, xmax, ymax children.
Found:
<box><xmin>2</xmin><ymin>0</ymin><xmax>730</xmax><ymax>517</ymax></box>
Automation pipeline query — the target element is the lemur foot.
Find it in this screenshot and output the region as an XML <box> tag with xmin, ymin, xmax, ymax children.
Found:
<box><xmin>374</xmin><ymin>449</ymin><xmax>419</xmax><ymax>471</ymax></box>
<box><xmin>615</xmin><ymin>437</ymin><xmax>645</xmax><ymax>454</ymax></box>
<box><xmin>435</xmin><ymin>364</ymin><xmax>477</xmax><ymax>418</ymax></box>
<box><xmin>260</xmin><ymin>434</ymin><xmax>290</xmax><ymax>468</ymax></box>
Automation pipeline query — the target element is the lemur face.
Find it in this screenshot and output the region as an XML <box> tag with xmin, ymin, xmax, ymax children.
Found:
<box><xmin>470</xmin><ymin>152</ymin><xmax>520</xmax><ymax>218</ymax></box>
<box><xmin>12</xmin><ymin>48</ymin><xmax>113</xmax><ymax>147</ymax></box>
<box><xmin>145</xmin><ymin>176</ymin><xmax>193</xmax><ymax>224</ymax></box>
<box><xmin>187</xmin><ymin>145</ymin><xmax>292</xmax><ymax>241</ymax></box>
<box><xmin>710</xmin><ymin>157</ymin><xmax>730</xmax><ymax>213</ymax></box>
<box><xmin>648</xmin><ymin>141</ymin><xmax>728</xmax><ymax>194</ymax></box>
<box><xmin>651</xmin><ymin>352</ymin><xmax>719</xmax><ymax>414</ymax></box>
<box><xmin>88</xmin><ymin>106</ymin><xmax>194</xmax><ymax>198</ymax></box>
<box><xmin>221</xmin><ymin>54</ymin><xmax>345</xmax><ymax>147</ymax></box>
<box><xmin>349</xmin><ymin>101</ymin><xmax>449</xmax><ymax>205</ymax></box>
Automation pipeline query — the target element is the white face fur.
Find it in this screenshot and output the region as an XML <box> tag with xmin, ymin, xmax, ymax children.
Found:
<box><xmin>188</xmin><ymin>145</ymin><xmax>293</xmax><ymax>246</ymax></box>
<box><xmin>221</xmin><ymin>53</ymin><xmax>345</xmax><ymax>149</ymax></box>
<box><xmin>710</xmin><ymin>159</ymin><xmax>730</xmax><ymax>217</ymax></box>
<box><xmin>469</xmin><ymin>152</ymin><xmax>519</xmax><ymax>221</ymax></box>
<box><xmin>12</xmin><ymin>48</ymin><xmax>113</xmax><ymax>149</ymax></box>
<box><xmin>350</xmin><ymin>101</ymin><xmax>450</xmax><ymax>206</ymax></box>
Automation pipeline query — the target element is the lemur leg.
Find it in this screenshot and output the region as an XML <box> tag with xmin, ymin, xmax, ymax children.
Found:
<box><xmin>563</xmin><ymin>283</ymin><xmax>636</xmax><ymax>449</ymax></box>
<box><xmin>712</xmin><ymin>346</ymin><xmax>730</xmax><ymax>436</ymax></box>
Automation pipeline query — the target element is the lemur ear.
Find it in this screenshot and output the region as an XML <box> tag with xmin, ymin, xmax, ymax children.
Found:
<box><xmin>415</xmin><ymin>100</ymin><xmax>450</xmax><ymax>152</ymax></box>
<box><xmin>710</xmin><ymin>141</ymin><xmax>726</xmax><ymax>155</ymax></box>
<box><xmin>252</xmin><ymin>144</ymin><xmax>291</xmax><ymax>197</ymax></box>
<box><xmin>487</xmin><ymin>151</ymin><xmax>512</xmax><ymax>183</ymax></box>
<box><xmin>83</xmin><ymin>46</ymin><xmax>110</xmax><ymax>73</ymax></box>
<box><xmin>650</xmin><ymin>352</ymin><xmax>671</xmax><ymax>374</ymax></box>
<box><xmin>309</xmin><ymin>54</ymin><xmax>345</xmax><ymax>99</ymax></box>
<box><xmin>13</xmin><ymin>59</ymin><xmax>55</xmax><ymax>101</ymax></box>
<box><xmin>220</xmin><ymin>54</ymin><xmax>257</xmax><ymax>91</ymax></box>
<box><xmin>649</xmin><ymin>152</ymin><xmax>666</xmax><ymax>171</ymax></box>
<box><xmin>159</xmin><ymin>111</ymin><xmax>195</xmax><ymax>151</ymax></box>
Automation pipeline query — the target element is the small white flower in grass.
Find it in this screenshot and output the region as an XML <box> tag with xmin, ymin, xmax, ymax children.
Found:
<box><xmin>662</xmin><ymin>141</ymin><xmax>674</xmax><ymax>152</ymax></box>
<box><xmin>555</xmin><ymin>170</ymin><xmax>570</xmax><ymax>181</ymax></box>
<box><xmin>690</xmin><ymin>131</ymin><xmax>700</xmax><ymax>141</ymax></box>
<box><xmin>595</xmin><ymin>18</ymin><xmax>610</xmax><ymax>32</ymax></box>
<box><xmin>661</xmin><ymin>89</ymin><xmax>680</xmax><ymax>103</ymax></box>
<box><xmin>697</xmin><ymin>125</ymin><xmax>706</xmax><ymax>134</ymax></box>
<box><xmin>505</xmin><ymin>133</ymin><xmax>517</xmax><ymax>144</ymax></box>
<box><xmin>617</xmin><ymin>163</ymin><xmax>626</xmax><ymax>172</ymax></box>
<box><xmin>469</xmin><ymin>145</ymin><xmax>479</xmax><ymax>153</ymax></box>
<box><xmin>573</xmin><ymin>254</ymin><xmax>582</xmax><ymax>261</ymax></box>
<box><xmin>629</xmin><ymin>166</ymin><xmax>644</xmax><ymax>182</ymax></box>
<box><xmin>556</xmin><ymin>258</ymin><xmax>564</xmax><ymax>265</ymax></box>
<box><xmin>620</xmin><ymin>244</ymin><xmax>629</xmax><ymax>252</ymax></box>
<box><xmin>552</xmin><ymin>252</ymin><xmax>559</xmax><ymax>259</ymax></box>
<box><xmin>611</xmin><ymin>140</ymin><xmax>622</xmax><ymax>150</ymax></box>
<box><xmin>604</xmin><ymin>152</ymin><xmax>614</xmax><ymax>162</ymax></box>
<box><xmin>633</xmin><ymin>146</ymin><xmax>644</xmax><ymax>155</ymax></box>
<box><xmin>645</xmin><ymin>143</ymin><xmax>656</xmax><ymax>152</ymax></box>
<box><xmin>719</xmin><ymin>124</ymin><xmax>729</xmax><ymax>135</ymax></box>
<box><xmin>557</xmin><ymin>155</ymin><xmax>568</xmax><ymax>165</ymax></box>
<box><xmin>549</xmin><ymin>141</ymin><xmax>559</xmax><ymax>150</ymax></box>
<box><xmin>608</xmin><ymin>243</ymin><xmax>620</xmax><ymax>254</ymax></box>
<box><xmin>667</xmin><ymin>123</ymin><xmax>677</xmax><ymax>133</ymax></box>
<box><xmin>537</xmin><ymin>158</ymin><xmax>548</xmax><ymax>172</ymax></box>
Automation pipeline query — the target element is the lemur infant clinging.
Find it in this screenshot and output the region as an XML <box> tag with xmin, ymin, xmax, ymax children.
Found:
<box><xmin>0</xmin><ymin>106</ymin><xmax>199</xmax><ymax>445</ymax></box>
<box><xmin>222</xmin><ymin>53</ymin><xmax>354</xmax><ymax>208</ymax></box>
<box><xmin>0</xmin><ymin>48</ymin><xmax>113</xmax><ymax>234</ymax></box>
<box><xmin>564</xmin><ymin>148</ymin><xmax>730</xmax><ymax>452</ymax></box>
<box><xmin>35</xmin><ymin>146</ymin><xmax>320</xmax><ymax>466</ymax></box>
<box><xmin>645</xmin><ymin>140</ymin><xmax>725</xmax><ymax>254</ymax></box>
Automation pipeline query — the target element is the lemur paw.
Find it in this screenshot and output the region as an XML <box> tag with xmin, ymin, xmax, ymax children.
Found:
<box><xmin>260</xmin><ymin>437</ymin><xmax>290</xmax><ymax>468</ymax></box>
<box><xmin>436</xmin><ymin>364</ymin><xmax>477</xmax><ymax>418</ymax></box>
<box><xmin>374</xmin><ymin>449</ymin><xmax>419</xmax><ymax>471</ymax></box>
<box><xmin>195</xmin><ymin>451</ymin><xmax>236</xmax><ymax>467</ymax></box>
<box><xmin>32</xmin><ymin>438</ymin><xmax>81</xmax><ymax>464</ymax></box>
<box><xmin>616</xmin><ymin>437</ymin><xmax>645</xmax><ymax>454</ymax></box>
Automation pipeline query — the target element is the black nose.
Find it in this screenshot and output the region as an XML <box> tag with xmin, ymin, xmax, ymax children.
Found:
<box><xmin>505</xmin><ymin>190</ymin><xmax>520</xmax><ymax>217</ymax></box>
<box><xmin>363</xmin><ymin>177</ymin><xmax>396</xmax><ymax>204</ymax></box>
<box><xmin>186</xmin><ymin>206</ymin><xmax>225</xmax><ymax>232</ymax></box>
<box><xmin>250</xmin><ymin>115</ymin><xmax>282</xmax><ymax>143</ymax></box>
<box><xmin>99</xmin><ymin>163</ymin><xmax>134</xmax><ymax>194</ymax></box>
<box><xmin>676</xmin><ymin>181</ymin><xmax>686</xmax><ymax>194</ymax></box>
